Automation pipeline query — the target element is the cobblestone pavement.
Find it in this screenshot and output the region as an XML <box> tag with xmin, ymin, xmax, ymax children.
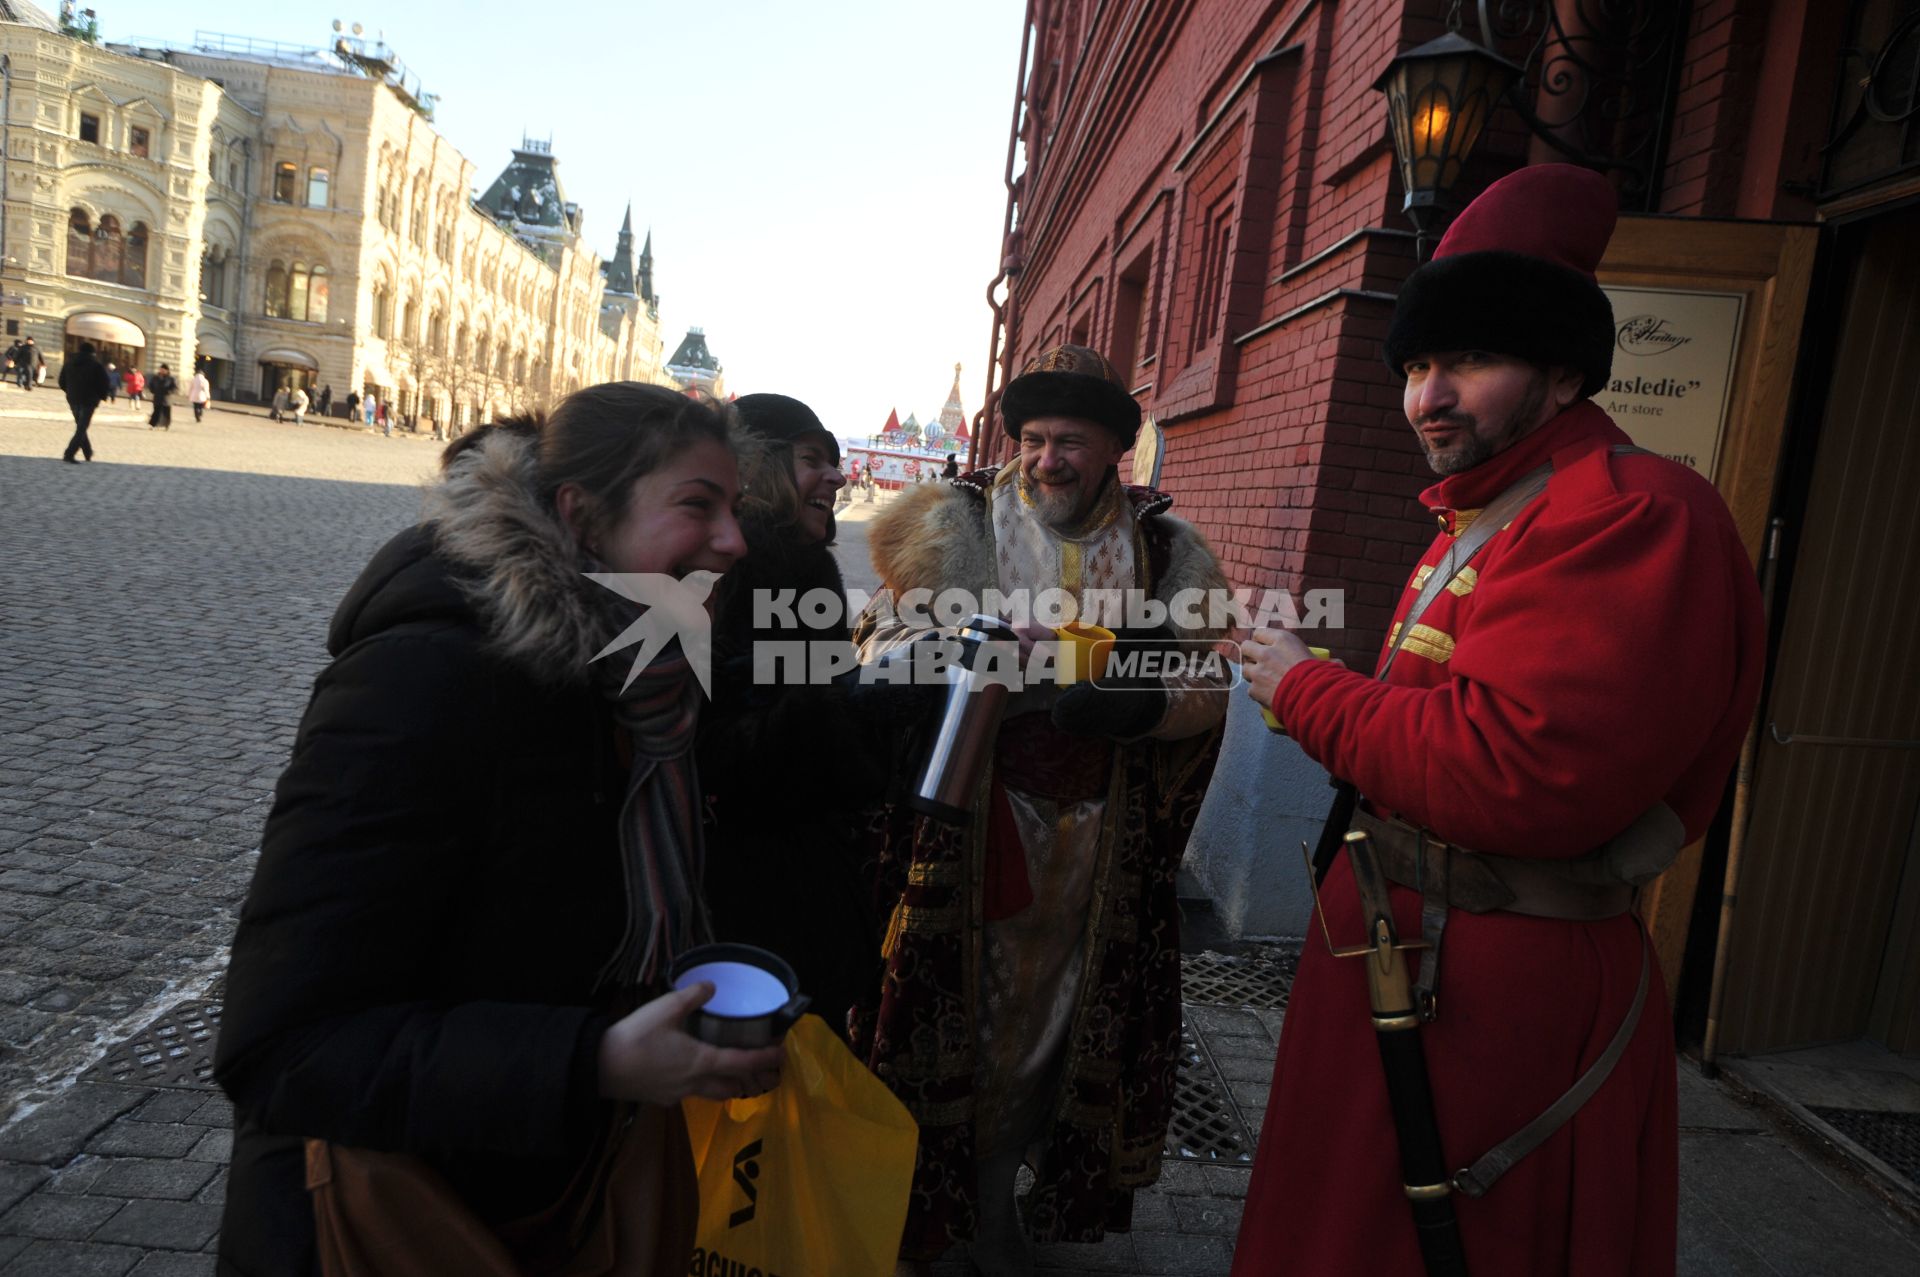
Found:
<box><xmin>4</xmin><ymin>398</ymin><xmax>1919</xmax><ymax>1274</ymax></box>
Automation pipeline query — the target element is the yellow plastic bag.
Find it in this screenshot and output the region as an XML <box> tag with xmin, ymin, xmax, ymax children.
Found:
<box><xmin>682</xmin><ymin>1015</ymin><xmax>917</xmax><ymax>1277</ymax></box>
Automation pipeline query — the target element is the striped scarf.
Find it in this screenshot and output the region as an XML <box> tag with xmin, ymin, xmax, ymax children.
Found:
<box><xmin>590</xmin><ymin>620</ymin><xmax>713</xmax><ymax>994</ymax></box>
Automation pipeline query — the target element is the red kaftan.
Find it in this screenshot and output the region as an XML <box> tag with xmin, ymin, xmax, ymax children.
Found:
<box><xmin>1231</xmin><ymin>403</ymin><xmax>1765</xmax><ymax>1276</ymax></box>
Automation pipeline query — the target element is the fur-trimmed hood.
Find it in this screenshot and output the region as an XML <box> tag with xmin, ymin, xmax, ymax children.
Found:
<box><xmin>867</xmin><ymin>466</ymin><xmax>1231</xmax><ymax>643</ymax></box>
<box><xmin>391</xmin><ymin>426</ymin><xmax>612</xmax><ymax>682</ymax></box>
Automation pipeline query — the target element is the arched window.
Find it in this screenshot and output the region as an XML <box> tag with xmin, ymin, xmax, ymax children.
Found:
<box><xmin>123</xmin><ymin>224</ymin><xmax>147</xmax><ymax>289</ymax></box>
<box><xmin>401</xmin><ymin>295</ymin><xmax>417</xmax><ymax>343</ymax></box>
<box><xmin>264</xmin><ymin>261</ymin><xmax>289</xmax><ymax>317</ymax></box>
<box><xmin>93</xmin><ymin>215</ymin><xmax>124</xmax><ymax>282</ymax></box>
<box><xmin>513</xmin><ymin>348</ymin><xmax>526</xmax><ymax>382</ymax></box>
<box><xmin>273</xmin><ymin>161</ymin><xmax>296</xmax><ymax>203</ymax></box>
<box><xmin>307</xmin><ymin>166</ymin><xmax>330</xmax><ymax>208</ymax></box>
<box><xmin>200</xmin><ymin>246</ymin><xmax>229</xmax><ymax>309</ymax></box>
<box><xmin>474</xmin><ymin>330</ymin><xmax>490</xmax><ymax>370</ymax></box>
<box><xmin>308</xmin><ymin>265</ymin><xmax>329</xmax><ymax>324</ymax></box>
<box><xmin>428</xmin><ymin>307</ymin><xmax>445</xmax><ymax>355</ymax></box>
<box><xmin>289</xmin><ymin>263</ymin><xmax>309</xmax><ymax>321</ymax></box>
<box><xmin>372</xmin><ymin>280</ymin><xmax>391</xmax><ymax>339</ymax></box>
<box><xmin>66</xmin><ymin>208</ymin><xmax>91</xmax><ymax>276</ymax></box>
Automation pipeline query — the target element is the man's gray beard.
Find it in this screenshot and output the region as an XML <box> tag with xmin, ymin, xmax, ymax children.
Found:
<box><xmin>1031</xmin><ymin>484</ymin><xmax>1083</xmax><ymax>528</ymax></box>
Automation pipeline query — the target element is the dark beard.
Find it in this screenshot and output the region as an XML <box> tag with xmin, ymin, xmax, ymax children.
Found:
<box><xmin>1418</xmin><ymin>375</ymin><xmax>1551</xmax><ymax>476</ymax></box>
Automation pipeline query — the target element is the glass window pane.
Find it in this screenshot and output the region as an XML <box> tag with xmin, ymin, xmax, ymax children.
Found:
<box><xmin>273</xmin><ymin>162</ymin><xmax>296</xmax><ymax>202</ymax></box>
<box><xmin>130</xmin><ymin>127</ymin><xmax>150</xmax><ymax>159</ymax></box>
<box><xmin>66</xmin><ymin>209</ymin><xmax>90</xmax><ymax>277</ymax></box>
<box><xmin>93</xmin><ymin>218</ymin><xmax>122</xmax><ymax>282</ymax></box>
<box><xmin>309</xmin><ymin>268</ymin><xmax>329</xmax><ymax>325</ymax></box>
<box><xmin>307</xmin><ymin>167</ymin><xmax>330</xmax><ymax>207</ymax></box>
<box><xmin>290</xmin><ymin>266</ymin><xmax>309</xmax><ymax>322</ymax></box>
<box><xmin>265</xmin><ymin>263</ymin><xmax>287</xmax><ymax>317</ymax></box>
<box><xmin>124</xmin><ymin>225</ymin><xmax>147</xmax><ymax>288</ymax></box>
<box><xmin>79</xmin><ymin>113</ymin><xmax>98</xmax><ymax>143</ymax></box>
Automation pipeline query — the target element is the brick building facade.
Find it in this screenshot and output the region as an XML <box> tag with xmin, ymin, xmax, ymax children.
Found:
<box><xmin>973</xmin><ymin>0</ymin><xmax>1854</xmax><ymax>666</ymax></box>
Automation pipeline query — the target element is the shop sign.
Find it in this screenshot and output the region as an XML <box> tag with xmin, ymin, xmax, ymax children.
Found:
<box><xmin>1597</xmin><ymin>285</ymin><xmax>1745</xmax><ymax>480</ymax></box>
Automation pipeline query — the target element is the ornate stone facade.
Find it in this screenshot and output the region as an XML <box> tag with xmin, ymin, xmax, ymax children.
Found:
<box><xmin>0</xmin><ymin>9</ymin><xmax>671</xmax><ymax>424</ymax></box>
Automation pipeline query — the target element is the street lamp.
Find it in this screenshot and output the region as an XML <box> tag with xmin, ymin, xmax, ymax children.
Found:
<box><xmin>1374</xmin><ymin>30</ymin><xmax>1521</xmax><ymax>261</ymax></box>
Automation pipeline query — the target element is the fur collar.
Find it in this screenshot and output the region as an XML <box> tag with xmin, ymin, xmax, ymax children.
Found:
<box><xmin>867</xmin><ymin>471</ymin><xmax>1230</xmax><ymax>643</ymax></box>
<box><xmin>421</xmin><ymin>427</ymin><xmax>608</xmax><ymax>683</ymax></box>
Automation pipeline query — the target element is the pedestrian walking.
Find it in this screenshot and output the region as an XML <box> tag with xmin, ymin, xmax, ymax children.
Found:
<box><xmin>289</xmin><ymin>384</ymin><xmax>310</xmax><ymax>426</ymax></box>
<box><xmin>270</xmin><ymin>385</ymin><xmax>288</xmax><ymax>423</ymax></box>
<box><xmin>57</xmin><ymin>341</ymin><xmax>111</xmax><ymax>463</ymax></box>
<box><xmin>19</xmin><ymin>338</ymin><xmax>42</xmax><ymax>390</ymax></box>
<box><xmin>376</xmin><ymin>399</ymin><xmax>390</xmax><ymax>436</ymax></box>
<box><xmin>188</xmin><ymin>368</ymin><xmax>211</xmax><ymax>422</ymax></box>
<box><xmin>123</xmin><ymin>366</ymin><xmax>145</xmax><ymax>406</ymax></box>
<box><xmin>213</xmin><ymin>383</ymin><xmax>773</xmax><ymax>1276</ymax></box>
<box><xmin>105</xmin><ymin>362</ymin><xmax>120</xmax><ymax>404</ymax></box>
<box><xmin>345</xmin><ymin>389</ymin><xmax>360</xmax><ymax>424</ymax></box>
<box><xmin>1232</xmin><ymin>165</ymin><xmax>1767</xmax><ymax>1277</ymax></box>
<box><xmin>317</xmin><ymin>383</ymin><xmax>333</xmax><ymax>417</ymax></box>
<box><xmin>145</xmin><ymin>364</ymin><xmax>177</xmax><ymax>429</ymax></box>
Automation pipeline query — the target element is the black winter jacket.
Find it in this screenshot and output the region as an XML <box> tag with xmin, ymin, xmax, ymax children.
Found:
<box><xmin>697</xmin><ymin>520</ymin><xmax>893</xmax><ymax>1040</ymax></box>
<box><xmin>214</xmin><ymin>523</ymin><xmax>631</xmax><ymax>1276</ymax></box>
<box><xmin>58</xmin><ymin>350</ymin><xmax>111</xmax><ymax>406</ymax></box>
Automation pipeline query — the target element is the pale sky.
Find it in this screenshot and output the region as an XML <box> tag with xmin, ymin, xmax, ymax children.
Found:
<box><xmin>92</xmin><ymin>0</ymin><xmax>1027</xmax><ymax>443</ymax></box>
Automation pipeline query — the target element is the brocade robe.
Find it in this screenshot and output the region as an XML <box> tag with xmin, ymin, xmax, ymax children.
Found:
<box><xmin>853</xmin><ymin>465</ymin><xmax>1228</xmax><ymax>1255</ymax></box>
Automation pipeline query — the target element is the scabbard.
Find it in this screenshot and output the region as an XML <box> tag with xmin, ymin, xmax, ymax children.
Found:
<box><xmin>1346</xmin><ymin>830</ymin><xmax>1470</xmax><ymax>1277</ymax></box>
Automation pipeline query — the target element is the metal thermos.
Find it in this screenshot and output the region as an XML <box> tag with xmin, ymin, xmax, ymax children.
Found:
<box><xmin>909</xmin><ymin>614</ymin><xmax>1019</xmax><ymax>823</ymax></box>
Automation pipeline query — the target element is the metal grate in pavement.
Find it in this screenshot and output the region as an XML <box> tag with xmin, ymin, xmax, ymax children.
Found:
<box><xmin>86</xmin><ymin>996</ymin><xmax>223</xmax><ymax>1091</ymax></box>
<box><xmin>1809</xmin><ymin>1107</ymin><xmax>1920</xmax><ymax>1185</ymax></box>
<box><xmin>1164</xmin><ymin>1020</ymin><xmax>1254</xmax><ymax>1163</ymax></box>
<box><xmin>1181</xmin><ymin>948</ymin><xmax>1297</xmax><ymax>1010</ymax></box>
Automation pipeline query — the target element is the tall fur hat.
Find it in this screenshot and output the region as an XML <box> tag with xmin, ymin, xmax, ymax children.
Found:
<box><xmin>999</xmin><ymin>344</ymin><xmax>1142</xmax><ymax>446</ymax></box>
<box><xmin>735</xmin><ymin>392</ymin><xmax>839</xmax><ymax>466</ymax></box>
<box><xmin>1384</xmin><ymin>163</ymin><xmax>1618</xmax><ymax>398</ymax></box>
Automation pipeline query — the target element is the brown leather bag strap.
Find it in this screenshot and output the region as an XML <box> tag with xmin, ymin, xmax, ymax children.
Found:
<box><xmin>1450</xmin><ymin>924</ymin><xmax>1652</xmax><ymax>1197</ymax></box>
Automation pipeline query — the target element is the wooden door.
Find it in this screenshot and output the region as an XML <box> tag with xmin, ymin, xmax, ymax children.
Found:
<box><xmin>1715</xmin><ymin>205</ymin><xmax>1920</xmax><ymax>1056</ymax></box>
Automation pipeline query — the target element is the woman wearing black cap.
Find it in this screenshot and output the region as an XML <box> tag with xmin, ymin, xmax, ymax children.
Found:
<box><xmin>698</xmin><ymin>393</ymin><xmax>917</xmax><ymax>1042</ymax></box>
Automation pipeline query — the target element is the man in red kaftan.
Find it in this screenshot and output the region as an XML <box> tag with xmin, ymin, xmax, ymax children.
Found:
<box><xmin>1233</xmin><ymin>164</ymin><xmax>1766</xmax><ymax>1276</ymax></box>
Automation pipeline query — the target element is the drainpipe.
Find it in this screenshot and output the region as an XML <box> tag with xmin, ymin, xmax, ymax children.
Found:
<box><xmin>971</xmin><ymin>0</ymin><xmax>1036</xmax><ymax>471</ymax></box>
<box><xmin>229</xmin><ymin>137</ymin><xmax>253</xmax><ymax>399</ymax></box>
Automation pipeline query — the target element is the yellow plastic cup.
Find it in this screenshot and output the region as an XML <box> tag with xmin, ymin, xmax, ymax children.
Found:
<box><xmin>1259</xmin><ymin>646</ymin><xmax>1331</xmax><ymax>732</ymax></box>
<box><xmin>1053</xmin><ymin>622</ymin><xmax>1117</xmax><ymax>685</ymax></box>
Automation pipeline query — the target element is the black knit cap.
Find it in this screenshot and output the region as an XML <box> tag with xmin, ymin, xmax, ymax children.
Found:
<box><xmin>734</xmin><ymin>393</ymin><xmax>839</xmax><ymax>466</ymax></box>
<box><xmin>1384</xmin><ymin>164</ymin><xmax>1619</xmax><ymax>399</ymax></box>
<box><xmin>999</xmin><ymin>344</ymin><xmax>1142</xmax><ymax>447</ymax></box>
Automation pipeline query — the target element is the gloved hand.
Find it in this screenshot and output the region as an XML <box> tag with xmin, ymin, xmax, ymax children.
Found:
<box><xmin>1050</xmin><ymin>677</ymin><xmax>1167</xmax><ymax>739</ymax></box>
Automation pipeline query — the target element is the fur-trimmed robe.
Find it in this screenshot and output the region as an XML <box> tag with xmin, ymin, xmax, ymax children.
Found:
<box><xmin>852</xmin><ymin>466</ymin><xmax>1228</xmax><ymax>1254</ymax></box>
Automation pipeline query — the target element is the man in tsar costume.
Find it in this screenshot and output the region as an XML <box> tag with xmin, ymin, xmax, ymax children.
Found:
<box><xmin>1234</xmin><ymin>165</ymin><xmax>1765</xmax><ymax>1276</ymax></box>
<box><xmin>853</xmin><ymin>346</ymin><xmax>1229</xmax><ymax>1274</ymax></box>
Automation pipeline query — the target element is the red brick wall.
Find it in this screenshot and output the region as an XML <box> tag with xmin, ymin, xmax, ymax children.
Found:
<box><xmin>990</xmin><ymin>0</ymin><xmax>1842</xmax><ymax>662</ymax></box>
<box><xmin>992</xmin><ymin>0</ymin><xmax>1452</xmax><ymax>665</ymax></box>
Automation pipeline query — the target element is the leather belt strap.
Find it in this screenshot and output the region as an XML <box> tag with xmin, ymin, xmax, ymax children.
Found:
<box><xmin>1451</xmin><ymin>924</ymin><xmax>1652</xmax><ymax>1197</ymax></box>
<box><xmin>1351</xmin><ymin>810</ymin><xmax>1638</xmax><ymax>921</ymax></box>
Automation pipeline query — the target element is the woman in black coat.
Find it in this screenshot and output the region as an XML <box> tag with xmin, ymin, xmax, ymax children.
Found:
<box><xmin>698</xmin><ymin>394</ymin><xmax>920</xmax><ymax>1042</ymax></box>
<box><xmin>214</xmin><ymin>384</ymin><xmax>780</xmax><ymax>1276</ymax></box>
